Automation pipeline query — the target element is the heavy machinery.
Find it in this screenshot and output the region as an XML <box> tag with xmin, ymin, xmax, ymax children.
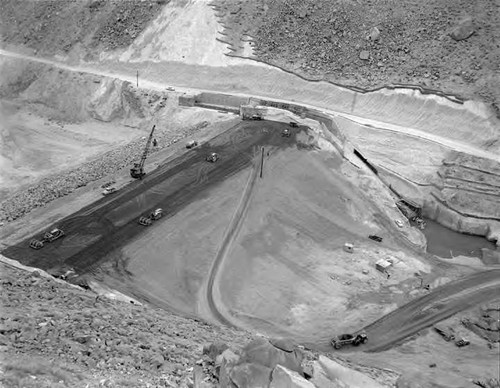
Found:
<box><xmin>282</xmin><ymin>128</ymin><xmax>291</xmax><ymax>137</ymax></box>
<box><xmin>130</xmin><ymin>125</ymin><xmax>156</xmax><ymax>179</ymax></box>
<box><xmin>29</xmin><ymin>228</ymin><xmax>65</xmax><ymax>249</ymax></box>
<box><xmin>206</xmin><ymin>152</ymin><xmax>219</xmax><ymax>163</ymax></box>
<box><xmin>331</xmin><ymin>333</ymin><xmax>368</xmax><ymax>349</ymax></box>
<box><xmin>102</xmin><ymin>186</ymin><xmax>118</xmax><ymax>196</ymax></box>
<box><xmin>138</xmin><ymin>208</ymin><xmax>163</xmax><ymax>226</ymax></box>
<box><xmin>289</xmin><ymin>121</ymin><xmax>298</xmax><ymax>127</ymax></box>
<box><xmin>186</xmin><ymin>140</ymin><xmax>198</xmax><ymax>149</ymax></box>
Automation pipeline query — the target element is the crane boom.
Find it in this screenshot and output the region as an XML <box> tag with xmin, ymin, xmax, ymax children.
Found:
<box><xmin>130</xmin><ymin>125</ymin><xmax>156</xmax><ymax>179</ymax></box>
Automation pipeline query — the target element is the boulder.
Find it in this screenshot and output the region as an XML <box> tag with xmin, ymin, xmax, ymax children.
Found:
<box><xmin>318</xmin><ymin>356</ymin><xmax>385</xmax><ymax>388</ymax></box>
<box><xmin>239</xmin><ymin>338</ymin><xmax>304</xmax><ymax>375</ymax></box>
<box><xmin>203</xmin><ymin>341</ymin><xmax>229</xmax><ymax>360</ymax></box>
<box><xmin>450</xmin><ymin>17</ymin><xmax>475</xmax><ymax>41</ymax></box>
<box><xmin>359</xmin><ymin>51</ymin><xmax>370</xmax><ymax>60</ymax></box>
<box><xmin>229</xmin><ymin>362</ymin><xmax>272</xmax><ymax>388</ymax></box>
<box><xmin>269</xmin><ymin>365</ymin><xmax>315</xmax><ymax>388</ymax></box>
<box><xmin>368</xmin><ymin>27</ymin><xmax>380</xmax><ymax>41</ymax></box>
<box><xmin>310</xmin><ymin>361</ymin><xmax>350</xmax><ymax>388</ymax></box>
<box><xmin>268</xmin><ymin>338</ymin><xmax>296</xmax><ymax>352</ymax></box>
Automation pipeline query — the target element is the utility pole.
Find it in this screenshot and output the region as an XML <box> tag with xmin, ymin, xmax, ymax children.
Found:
<box><xmin>260</xmin><ymin>147</ymin><xmax>264</xmax><ymax>178</ymax></box>
<box><xmin>136</xmin><ymin>70</ymin><xmax>139</xmax><ymax>87</ymax></box>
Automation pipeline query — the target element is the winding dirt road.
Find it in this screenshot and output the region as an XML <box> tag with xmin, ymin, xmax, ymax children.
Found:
<box><xmin>200</xmin><ymin>150</ymin><xmax>261</xmax><ymax>327</ymax></box>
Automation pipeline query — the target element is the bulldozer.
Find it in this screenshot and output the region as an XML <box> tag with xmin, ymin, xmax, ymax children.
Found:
<box><xmin>29</xmin><ymin>228</ymin><xmax>65</xmax><ymax>249</ymax></box>
<box><xmin>131</xmin><ymin>125</ymin><xmax>156</xmax><ymax>179</ymax></box>
<box><xmin>138</xmin><ymin>208</ymin><xmax>163</xmax><ymax>226</ymax></box>
<box><xmin>331</xmin><ymin>332</ymin><xmax>368</xmax><ymax>349</ymax></box>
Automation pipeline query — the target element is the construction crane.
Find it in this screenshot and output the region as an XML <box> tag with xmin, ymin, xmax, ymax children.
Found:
<box><xmin>130</xmin><ymin>125</ymin><xmax>156</xmax><ymax>179</ymax></box>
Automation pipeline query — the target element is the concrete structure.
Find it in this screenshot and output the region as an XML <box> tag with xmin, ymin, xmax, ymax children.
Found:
<box><xmin>375</xmin><ymin>259</ymin><xmax>392</xmax><ymax>273</ymax></box>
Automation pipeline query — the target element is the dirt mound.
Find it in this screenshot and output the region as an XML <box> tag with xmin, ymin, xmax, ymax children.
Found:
<box><xmin>213</xmin><ymin>0</ymin><xmax>500</xmax><ymax>113</ymax></box>
<box><xmin>0</xmin><ymin>0</ymin><xmax>166</xmax><ymax>56</ymax></box>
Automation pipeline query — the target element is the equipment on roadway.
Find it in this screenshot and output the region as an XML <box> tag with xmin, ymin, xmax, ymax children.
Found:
<box><xmin>455</xmin><ymin>338</ymin><xmax>470</xmax><ymax>347</ymax></box>
<box><xmin>282</xmin><ymin>128</ymin><xmax>291</xmax><ymax>137</ymax></box>
<box><xmin>331</xmin><ymin>333</ymin><xmax>368</xmax><ymax>349</ymax></box>
<box><xmin>102</xmin><ymin>187</ymin><xmax>118</xmax><ymax>196</ymax></box>
<box><xmin>138</xmin><ymin>208</ymin><xmax>163</xmax><ymax>226</ymax></box>
<box><xmin>206</xmin><ymin>152</ymin><xmax>219</xmax><ymax>163</ymax></box>
<box><xmin>369</xmin><ymin>234</ymin><xmax>383</xmax><ymax>242</ymax></box>
<box><xmin>289</xmin><ymin>122</ymin><xmax>298</xmax><ymax>127</ymax></box>
<box><xmin>29</xmin><ymin>228</ymin><xmax>65</xmax><ymax>249</ymax></box>
<box><xmin>130</xmin><ymin>125</ymin><xmax>156</xmax><ymax>179</ymax></box>
<box><xmin>186</xmin><ymin>140</ymin><xmax>198</xmax><ymax>149</ymax></box>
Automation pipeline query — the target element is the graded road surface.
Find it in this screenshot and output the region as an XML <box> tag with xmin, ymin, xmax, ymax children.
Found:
<box><xmin>308</xmin><ymin>268</ymin><xmax>500</xmax><ymax>353</ymax></box>
<box><xmin>2</xmin><ymin>120</ymin><xmax>299</xmax><ymax>274</ymax></box>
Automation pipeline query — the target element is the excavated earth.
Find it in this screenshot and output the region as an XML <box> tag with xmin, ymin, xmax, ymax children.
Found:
<box><xmin>1</xmin><ymin>1</ymin><xmax>500</xmax><ymax>388</ymax></box>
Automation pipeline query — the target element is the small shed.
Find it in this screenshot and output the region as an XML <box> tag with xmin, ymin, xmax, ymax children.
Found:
<box><xmin>376</xmin><ymin>259</ymin><xmax>392</xmax><ymax>273</ymax></box>
<box><xmin>343</xmin><ymin>243</ymin><xmax>354</xmax><ymax>253</ymax></box>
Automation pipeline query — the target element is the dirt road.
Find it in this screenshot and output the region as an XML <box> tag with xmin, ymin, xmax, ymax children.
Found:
<box><xmin>2</xmin><ymin>49</ymin><xmax>499</xmax><ymax>164</ymax></box>
<box><xmin>308</xmin><ymin>268</ymin><xmax>500</xmax><ymax>352</ymax></box>
<box><xmin>201</xmin><ymin>152</ymin><xmax>261</xmax><ymax>326</ymax></box>
<box><xmin>1</xmin><ymin>119</ymin><xmax>298</xmax><ymax>277</ymax></box>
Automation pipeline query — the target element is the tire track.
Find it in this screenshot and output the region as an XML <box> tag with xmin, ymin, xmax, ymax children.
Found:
<box><xmin>202</xmin><ymin>149</ymin><xmax>261</xmax><ymax>327</ymax></box>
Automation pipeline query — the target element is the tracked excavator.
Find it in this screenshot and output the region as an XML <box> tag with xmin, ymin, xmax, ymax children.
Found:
<box><xmin>130</xmin><ymin>125</ymin><xmax>156</xmax><ymax>179</ymax></box>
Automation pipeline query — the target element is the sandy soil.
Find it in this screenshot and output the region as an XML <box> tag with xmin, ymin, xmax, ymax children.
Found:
<box><xmin>112</xmin><ymin>0</ymin><xmax>266</xmax><ymax>68</ymax></box>
<box><xmin>0</xmin><ymin>100</ymin><xmax>140</xmax><ymax>198</ymax></box>
<box><xmin>216</xmin><ymin>145</ymin><xmax>435</xmax><ymax>339</ymax></box>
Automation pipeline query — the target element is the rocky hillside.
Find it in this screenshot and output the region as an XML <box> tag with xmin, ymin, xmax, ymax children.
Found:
<box><xmin>0</xmin><ymin>0</ymin><xmax>166</xmax><ymax>57</ymax></box>
<box><xmin>0</xmin><ymin>261</ymin><xmax>401</xmax><ymax>388</ymax></box>
<box><xmin>212</xmin><ymin>0</ymin><xmax>500</xmax><ymax>115</ymax></box>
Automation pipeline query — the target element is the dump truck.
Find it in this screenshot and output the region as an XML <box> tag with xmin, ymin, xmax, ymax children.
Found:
<box><xmin>29</xmin><ymin>228</ymin><xmax>65</xmax><ymax>249</ymax></box>
<box><xmin>331</xmin><ymin>333</ymin><xmax>368</xmax><ymax>349</ymax></box>
<box><xmin>186</xmin><ymin>140</ymin><xmax>198</xmax><ymax>149</ymax></box>
<box><xmin>138</xmin><ymin>208</ymin><xmax>163</xmax><ymax>226</ymax></box>
<box><xmin>206</xmin><ymin>152</ymin><xmax>219</xmax><ymax>163</ymax></box>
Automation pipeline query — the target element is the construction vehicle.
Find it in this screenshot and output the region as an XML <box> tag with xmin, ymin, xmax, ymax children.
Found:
<box><xmin>206</xmin><ymin>152</ymin><xmax>219</xmax><ymax>163</ymax></box>
<box><xmin>331</xmin><ymin>333</ymin><xmax>368</xmax><ymax>349</ymax></box>
<box><xmin>186</xmin><ymin>140</ymin><xmax>198</xmax><ymax>149</ymax></box>
<box><xmin>130</xmin><ymin>125</ymin><xmax>156</xmax><ymax>179</ymax></box>
<box><xmin>455</xmin><ymin>338</ymin><xmax>470</xmax><ymax>347</ymax></box>
<box><xmin>102</xmin><ymin>186</ymin><xmax>118</xmax><ymax>196</ymax></box>
<box><xmin>289</xmin><ymin>121</ymin><xmax>298</xmax><ymax>127</ymax></box>
<box><xmin>138</xmin><ymin>208</ymin><xmax>163</xmax><ymax>226</ymax></box>
<box><xmin>29</xmin><ymin>228</ymin><xmax>65</xmax><ymax>249</ymax></box>
<box><xmin>282</xmin><ymin>128</ymin><xmax>291</xmax><ymax>137</ymax></box>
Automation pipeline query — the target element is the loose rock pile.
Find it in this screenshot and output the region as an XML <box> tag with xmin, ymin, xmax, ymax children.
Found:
<box><xmin>0</xmin><ymin>264</ymin><xmax>251</xmax><ymax>388</ymax></box>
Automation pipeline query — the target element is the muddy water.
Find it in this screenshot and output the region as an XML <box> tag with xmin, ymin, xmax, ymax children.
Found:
<box><xmin>422</xmin><ymin>219</ymin><xmax>497</xmax><ymax>258</ymax></box>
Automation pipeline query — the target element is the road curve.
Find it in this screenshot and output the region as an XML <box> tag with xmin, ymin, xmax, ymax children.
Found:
<box><xmin>306</xmin><ymin>268</ymin><xmax>500</xmax><ymax>352</ymax></box>
<box><xmin>202</xmin><ymin>150</ymin><xmax>261</xmax><ymax>327</ymax></box>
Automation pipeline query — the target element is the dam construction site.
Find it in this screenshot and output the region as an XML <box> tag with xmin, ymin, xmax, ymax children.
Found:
<box><xmin>1</xmin><ymin>1</ymin><xmax>499</xmax><ymax>387</ymax></box>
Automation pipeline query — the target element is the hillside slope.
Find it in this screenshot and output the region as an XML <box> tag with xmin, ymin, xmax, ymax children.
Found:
<box><xmin>212</xmin><ymin>0</ymin><xmax>500</xmax><ymax>115</ymax></box>
<box><xmin>0</xmin><ymin>261</ymin><xmax>252</xmax><ymax>388</ymax></box>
